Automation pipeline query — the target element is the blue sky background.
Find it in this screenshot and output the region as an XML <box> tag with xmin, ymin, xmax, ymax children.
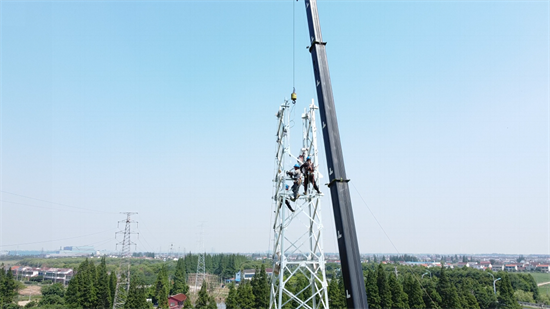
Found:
<box><xmin>0</xmin><ymin>0</ymin><xmax>548</xmax><ymax>255</ymax></box>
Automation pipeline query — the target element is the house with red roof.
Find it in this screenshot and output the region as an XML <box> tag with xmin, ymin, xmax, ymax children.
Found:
<box><xmin>168</xmin><ymin>293</ymin><xmax>187</xmax><ymax>309</ymax></box>
<box><xmin>480</xmin><ymin>261</ymin><xmax>492</xmax><ymax>268</ymax></box>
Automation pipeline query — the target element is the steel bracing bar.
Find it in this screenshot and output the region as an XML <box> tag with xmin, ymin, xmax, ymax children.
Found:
<box><xmin>304</xmin><ymin>0</ymin><xmax>369</xmax><ymax>308</ymax></box>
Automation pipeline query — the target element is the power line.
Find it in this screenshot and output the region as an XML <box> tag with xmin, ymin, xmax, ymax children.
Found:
<box><xmin>0</xmin><ymin>190</ymin><xmax>118</xmax><ymax>214</ymax></box>
<box><xmin>0</xmin><ymin>199</ymin><xmax>109</xmax><ymax>214</ymax></box>
<box><xmin>0</xmin><ymin>228</ymin><xmax>117</xmax><ymax>248</ymax></box>
<box><xmin>350</xmin><ymin>182</ymin><xmax>435</xmax><ymax>305</ymax></box>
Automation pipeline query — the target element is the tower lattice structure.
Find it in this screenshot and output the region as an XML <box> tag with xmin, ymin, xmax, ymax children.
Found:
<box><xmin>194</xmin><ymin>224</ymin><xmax>206</xmax><ymax>293</ymax></box>
<box><xmin>195</xmin><ymin>251</ymin><xmax>206</xmax><ymax>290</ymax></box>
<box><xmin>270</xmin><ymin>100</ymin><xmax>329</xmax><ymax>309</ymax></box>
<box><xmin>112</xmin><ymin>212</ymin><xmax>138</xmax><ymax>309</ymax></box>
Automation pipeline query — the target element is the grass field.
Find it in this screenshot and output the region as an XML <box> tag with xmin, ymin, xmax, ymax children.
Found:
<box><xmin>529</xmin><ymin>272</ymin><xmax>550</xmax><ymax>297</ymax></box>
<box><xmin>540</xmin><ymin>284</ymin><xmax>550</xmax><ymax>296</ymax></box>
<box><xmin>528</xmin><ymin>272</ymin><xmax>550</xmax><ymax>284</ymax></box>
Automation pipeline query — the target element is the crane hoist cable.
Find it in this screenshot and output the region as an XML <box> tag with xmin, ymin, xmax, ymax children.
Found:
<box><xmin>291</xmin><ymin>0</ymin><xmax>297</xmax><ymax>103</ymax></box>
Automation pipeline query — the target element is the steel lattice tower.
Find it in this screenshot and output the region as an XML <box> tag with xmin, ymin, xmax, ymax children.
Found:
<box><xmin>112</xmin><ymin>212</ymin><xmax>138</xmax><ymax>309</ymax></box>
<box><xmin>270</xmin><ymin>100</ymin><xmax>329</xmax><ymax>309</ymax></box>
<box><xmin>195</xmin><ymin>251</ymin><xmax>206</xmax><ymax>290</ymax></box>
<box><xmin>194</xmin><ymin>224</ymin><xmax>206</xmax><ymax>293</ymax></box>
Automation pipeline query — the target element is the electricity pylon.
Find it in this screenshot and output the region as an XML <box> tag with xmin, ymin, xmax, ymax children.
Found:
<box><xmin>270</xmin><ymin>100</ymin><xmax>329</xmax><ymax>309</ymax></box>
<box><xmin>112</xmin><ymin>212</ymin><xmax>138</xmax><ymax>309</ymax></box>
<box><xmin>194</xmin><ymin>223</ymin><xmax>206</xmax><ymax>293</ymax></box>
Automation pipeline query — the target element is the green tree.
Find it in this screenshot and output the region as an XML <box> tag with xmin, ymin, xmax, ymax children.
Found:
<box><xmin>195</xmin><ymin>281</ymin><xmax>217</xmax><ymax>309</ymax></box>
<box><xmin>365</xmin><ymin>268</ymin><xmax>381</xmax><ymax>309</ymax></box>
<box><xmin>388</xmin><ymin>273</ymin><xmax>409</xmax><ymax>308</ymax></box>
<box><xmin>171</xmin><ymin>258</ymin><xmax>189</xmax><ymax>296</ymax></box>
<box><xmin>96</xmin><ymin>256</ymin><xmax>112</xmax><ymax>309</ymax></box>
<box><xmin>497</xmin><ymin>273</ymin><xmax>520</xmax><ymax>309</ymax></box>
<box><xmin>436</xmin><ymin>265</ymin><xmax>461</xmax><ymax>309</ymax></box>
<box><xmin>109</xmin><ymin>271</ymin><xmax>117</xmax><ymax>305</ymax></box>
<box><xmin>403</xmin><ymin>274</ymin><xmax>425</xmax><ymax>309</ymax></box>
<box><xmin>513</xmin><ymin>290</ymin><xmax>534</xmax><ymax>303</ymax></box>
<box><xmin>125</xmin><ymin>275</ymin><xmax>149</xmax><ymax>309</ymax></box>
<box><xmin>64</xmin><ymin>271</ymin><xmax>80</xmax><ymax>307</ymax></box>
<box><xmin>225</xmin><ymin>283</ymin><xmax>239</xmax><ymax>309</ymax></box>
<box><xmin>473</xmin><ymin>285</ymin><xmax>497</xmax><ymax>309</ymax></box>
<box><xmin>40</xmin><ymin>283</ymin><xmax>65</xmax><ymax>307</ymax></box>
<box><xmin>292</xmin><ymin>274</ymin><xmax>311</xmax><ymax>308</ymax></box>
<box><xmin>79</xmin><ymin>259</ymin><xmax>97</xmax><ymax>309</ymax></box>
<box><xmin>40</xmin><ymin>294</ymin><xmax>66</xmax><ymax>306</ymax></box>
<box><xmin>376</xmin><ymin>264</ymin><xmax>392</xmax><ymax>309</ymax></box>
<box><xmin>327</xmin><ymin>275</ymin><xmax>346</xmax><ymax>309</ymax></box>
<box><xmin>63</xmin><ymin>259</ymin><xmax>97</xmax><ymax>308</ymax></box>
<box><xmin>154</xmin><ymin>264</ymin><xmax>170</xmax><ymax>309</ymax></box>
<box><xmin>183</xmin><ymin>297</ymin><xmax>193</xmax><ymax>309</ymax></box>
<box><xmin>523</xmin><ymin>274</ymin><xmax>539</xmax><ymax>302</ymax></box>
<box><xmin>236</xmin><ymin>280</ymin><xmax>255</xmax><ymax>309</ymax></box>
<box><xmin>422</xmin><ymin>279</ymin><xmax>441</xmax><ymax>309</ymax></box>
<box><xmin>251</xmin><ymin>264</ymin><xmax>269</xmax><ymax>309</ymax></box>
<box><xmin>0</xmin><ymin>267</ymin><xmax>18</xmax><ymax>306</ymax></box>
<box><xmin>460</xmin><ymin>288</ymin><xmax>480</xmax><ymax>309</ymax></box>
<box><xmin>42</xmin><ymin>283</ymin><xmax>65</xmax><ymax>298</ymax></box>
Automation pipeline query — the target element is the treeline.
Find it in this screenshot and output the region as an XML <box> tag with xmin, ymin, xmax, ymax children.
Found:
<box><xmin>178</xmin><ymin>253</ymin><xmax>248</xmax><ymax>280</ymax></box>
<box><xmin>22</xmin><ymin>257</ymin><xmax>119</xmax><ymax>309</ymax></box>
<box><xmin>18</xmin><ymin>253</ymin><xmax>250</xmax><ymax>285</ymax></box>
<box><xmin>371</xmin><ymin>255</ymin><xmax>419</xmax><ymax>263</ymax></box>
<box><xmin>389</xmin><ymin>255</ymin><xmax>419</xmax><ymax>263</ymax></box>
<box><xmin>22</xmin><ymin>256</ymin><xmax>191</xmax><ymax>309</ymax></box>
<box><xmin>327</xmin><ymin>263</ymin><xmax>542</xmax><ymax>309</ymax></box>
<box><xmin>22</xmin><ymin>254</ymin><xmax>247</xmax><ymax>309</ymax></box>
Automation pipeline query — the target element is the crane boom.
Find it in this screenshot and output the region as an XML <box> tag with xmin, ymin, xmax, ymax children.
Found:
<box><xmin>304</xmin><ymin>1</ymin><xmax>369</xmax><ymax>308</ymax></box>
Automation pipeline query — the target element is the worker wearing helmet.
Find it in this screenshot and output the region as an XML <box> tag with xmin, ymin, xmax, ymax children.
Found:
<box><xmin>284</xmin><ymin>164</ymin><xmax>302</xmax><ymax>212</ymax></box>
<box><xmin>301</xmin><ymin>156</ymin><xmax>321</xmax><ymax>195</ymax></box>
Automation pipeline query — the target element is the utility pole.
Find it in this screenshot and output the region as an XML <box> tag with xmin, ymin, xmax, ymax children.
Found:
<box><xmin>112</xmin><ymin>212</ymin><xmax>138</xmax><ymax>309</ymax></box>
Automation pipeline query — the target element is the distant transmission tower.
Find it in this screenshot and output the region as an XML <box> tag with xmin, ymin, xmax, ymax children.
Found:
<box><xmin>194</xmin><ymin>224</ymin><xmax>206</xmax><ymax>292</ymax></box>
<box><xmin>270</xmin><ymin>100</ymin><xmax>329</xmax><ymax>309</ymax></box>
<box><xmin>112</xmin><ymin>212</ymin><xmax>138</xmax><ymax>309</ymax></box>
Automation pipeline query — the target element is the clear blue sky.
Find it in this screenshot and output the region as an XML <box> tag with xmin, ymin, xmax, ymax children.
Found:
<box><xmin>1</xmin><ymin>0</ymin><xmax>548</xmax><ymax>255</ymax></box>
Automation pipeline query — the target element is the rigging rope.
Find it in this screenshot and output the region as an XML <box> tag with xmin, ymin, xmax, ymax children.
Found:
<box><xmin>350</xmin><ymin>182</ymin><xmax>436</xmax><ymax>305</ymax></box>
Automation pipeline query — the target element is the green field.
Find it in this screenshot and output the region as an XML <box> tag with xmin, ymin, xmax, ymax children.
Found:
<box><xmin>529</xmin><ymin>272</ymin><xmax>550</xmax><ymax>296</ymax></box>
<box><xmin>528</xmin><ymin>272</ymin><xmax>550</xmax><ymax>284</ymax></box>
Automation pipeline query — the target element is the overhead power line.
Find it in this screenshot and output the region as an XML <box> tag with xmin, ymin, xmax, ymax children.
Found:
<box><xmin>0</xmin><ymin>227</ymin><xmax>117</xmax><ymax>248</ymax></box>
<box><xmin>0</xmin><ymin>190</ymin><xmax>119</xmax><ymax>214</ymax></box>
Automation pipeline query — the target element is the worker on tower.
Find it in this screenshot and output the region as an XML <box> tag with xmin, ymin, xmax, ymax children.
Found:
<box><xmin>301</xmin><ymin>156</ymin><xmax>321</xmax><ymax>195</ymax></box>
<box><xmin>284</xmin><ymin>164</ymin><xmax>302</xmax><ymax>212</ymax></box>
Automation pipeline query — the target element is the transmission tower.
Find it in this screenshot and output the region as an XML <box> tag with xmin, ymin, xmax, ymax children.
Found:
<box><xmin>194</xmin><ymin>224</ymin><xmax>206</xmax><ymax>293</ymax></box>
<box><xmin>112</xmin><ymin>212</ymin><xmax>138</xmax><ymax>309</ymax></box>
<box><xmin>270</xmin><ymin>100</ymin><xmax>329</xmax><ymax>309</ymax></box>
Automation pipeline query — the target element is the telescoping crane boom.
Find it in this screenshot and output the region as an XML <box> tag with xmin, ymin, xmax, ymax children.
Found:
<box><xmin>304</xmin><ymin>0</ymin><xmax>369</xmax><ymax>308</ymax></box>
